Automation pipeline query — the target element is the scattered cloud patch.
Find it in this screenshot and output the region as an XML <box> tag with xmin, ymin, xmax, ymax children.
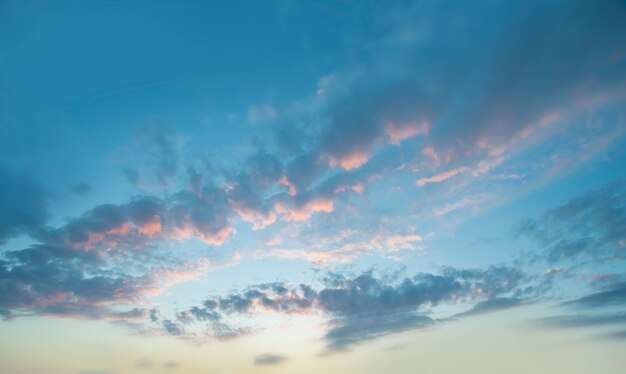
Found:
<box><xmin>254</xmin><ymin>354</ymin><xmax>288</xmax><ymax>366</ymax></box>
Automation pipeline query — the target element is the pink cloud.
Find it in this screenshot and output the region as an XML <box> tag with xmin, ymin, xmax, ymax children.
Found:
<box><xmin>416</xmin><ymin>167</ymin><xmax>467</xmax><ymax>186</ymax></box>
<box><xmin>329</xmin><ymin>151</ymin><xmax>370</xmax><ymax>170</ymax></box>
<box><xmin>351</xmin><ymin>183</ymin><xmax>365</xmax><ymax>194</ymax></box>
<box><xmin>154</xmin><ymin>259</ymin><xmax>214</xmax><ymax>287</ymax></box>
<box><xmin>275</xmin><ymin>197</ymin><xmax>334</xmax><ymax>222</ymax></box>
<box><xmin>254</xmin><ymin>248</ymin><xmax>356</xmax><ymax>265</ymax></box>
<box><xmin>335</xmin><ymin>182</ymin><xmax>365</xmax><ymax>194</ymax></box>
<box><xmin>375</xmin><ymin>234</ymin><xmax>423</xmax><ymax>252</ymax></box>
<box><xmin>256</xmin><ymin>232</ymin><xmax>425</xmax><ymax>264</ymax></box>
<box><xmin>169</xmin><ymin>224</ymin><xmax>235</xmax><ymax>246</ymax></box>
<box><xmin>386</xmin><ymin>119</ymin><xmax>430</xmax><ymax>145</ymax></box>
<box><xmin>472</xmin><ymin>157</ymin><xmax>504</xmax><ymax>176</ymax></box>
<box><xmin>71</xmin><ymin>222</ymin><xmax>131</xmax><ymax>250</ymax></box>
<box><xmin>278</xmin><ymin>175</ymin><xmax>297</xmax><ymax>196</ymax></box>
<box><xmin>434</xmin><ymin>198</ymin><xmax>473</xmax><ymax>216</ymax></box>
<box><xmin>421</xmin><ymin>146</ymin><xmax>440</xmax><ymax>166</ymax></box>
<box><xmin>137</xmin><ymin>215</ymin><xmax>162</xmax><ymax>235</ymax></box>
<box><xmin>265</xmin><ymin>235</ymin><xmax>284</xmax><ymax>246</ymax></box>
<box><xmin>195</xmin><ymin>226</ymin><xmax>236</xmax><ymax>246</ymax></box>
<box><xmin>229</xmin><ymin>200</ymin><xmax>276</xmax><ymax>230</ymax></box>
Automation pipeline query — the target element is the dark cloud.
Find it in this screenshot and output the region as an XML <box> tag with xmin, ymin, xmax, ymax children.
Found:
<box><xmin>516</xmin><ymin>180</ymin><xmax>626</xmax><ymax>263</ymax></box>
<box><xmin>187</xmin><ymin>306</ymin><xmax>220</xmax><ymax>322</ymax></box>
<box><xmin>162</xmin><ymin>319</ymin><xmax>183</xmax><ymax>336</ymax></box>
<box><xmin>563</xmin><ymin>283</ymin><xmax>626</xmax><ymax>309</ymax></box>
<box><xmin>324</xmin><ymin>313</ymin><xmax>433</xmax><ymax>352</ymax></box>
<box><xmin>316</xmin><ymin>267</ymin><xmax>524</xmax><ymax>351</ymax></box>
<box><xmin>12</xmin><ymin>189</ymin><xmax>223</xmax><ymax>267</ymax></box>
<box><xmin>0</xmin><ymin>173</ymin><xmax>234</xmax><ymax>320</ymax></box>
<box><xmin>149</xmin><ymin>308</ymin><xmax>160</xmax><ymax>322</ymax></box>
<box><xmin>0</xmin><ymin>241</ymin><xmax>157</xmax><ymax>319</ymax></box>
<box><xmin>175</xmin><ymin>266</ymin><xmax>526</xmax><ymax>351</ymax></box>
<box><xmin>454</xmin><ymin>298</ymin><xmax>527</xmax><ymax>318</ymax></box>
<box><xmin>254</xmin><ymin>354</ymin><xmax>288</xmax><ymax>366</ymax></box>
<box><xmin>532</xmin><ymin>283</ymin><xmax>626</xmax><ymax>338</ymax></box>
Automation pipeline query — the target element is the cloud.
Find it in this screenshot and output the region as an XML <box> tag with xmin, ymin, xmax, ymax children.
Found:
<box><xmin>0</xmin><ymin>165</ymin><xmax>50</xmax><ymax>245</ymax></box>
<box><xmin>267</xmin><ymin>0</ymin><xmax>626</xmax><ymax>197</ymax></box>
<box><xmin>455</xmin><ymin>298</ymin><xmax>527</xmax><ymax>318</ymax></box>
<box><xmin>416</xmin><ymin>167</ymin><xmax>467</xmax><ymax>187</ymax></box>
<box><xmin>324</xmin><ymin>313</ymin><xmax>433</xmax><ymax>352</ymax></box>
<box><xmin>37</xmin><ymin>187</ymin><xmax>234</xmax><ymax>252</ymax></box>
<box><xmin>532</xmin><ymin>283</ymin><xmax>626</xmax><ymax>339</ymax></box>
<box><xmin>516</xmin><ymin>180</ymin><xmax>626</xmax><ymax>262</ymax></box>
<box><xmin>136</xmin><ymin>360</ymin><xmax>155</xmax><ymax>369</ymax></box>
<box><xmin>386</xmin><ymin>120</ymin><xmax>430</xmax><ymax>145</ymax></box>
<box><xmin>116</xmin><ymin>122</ymin><xmax>189</xmax><ymax>190</ymax></box>
<box><xmin>563</xmin><ymin>283</ymin><xmax>626</xmax><ymax>309</ymax></box>
<box><xmin>536</xmin><ymin>312</ymin><xmax>626</xmax><ymax>329</ymax></box>
<box><xmin>254</xmin><ymin>354</ymin><xmax>288</xmax><ymax>366</ymax></box>
<box><xmin>248</xmin><ymin>105</ymin><xmax>277</xmax><ymax>124</ymax></box>
<box><xmin>275</xmin><ymin>196</ymin><xmax>335</xmax><ymax>222</ymax></box>
<box><xmin>162</xmin><ymin>361</ymin><xmax>180</xmax><ymax>369</ymax></box>
<box><xmin>1</xmin><ymin>1</ymin><xmax>625</xmax><ymax>351</ymax></box>
<box><xmin>172</xmin><ymin>265</ymin><xmax>527</xmax><ymax>351</ymax></box>
<box><xmin>606</xmin><ymin>330</ymin><xmax>626</xmax><ymax>340</ymax></box>
<box><xmin>0</xmin><ymin>241</ymin><xmax>157</xmax><ymax>319</ymax></box>
<box><xmin>162</xmin><ymin>319</ymin><xmax>184</xmax><ymax>336</ymax></box>
<box><xmin>256</xmin><ymin>230</ymin><xmax>425</xmax><ymax>264</ymax></box>
<box><xmin>0</xmin><ymin>232</ymin><xmax>225</xmax><ymax>320</ymax></box>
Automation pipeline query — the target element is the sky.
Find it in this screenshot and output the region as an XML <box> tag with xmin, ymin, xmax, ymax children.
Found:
<box><xmin>1</xmin><ymin>0</ymin><xmax>626</xmax><ymax>373</ymax></box>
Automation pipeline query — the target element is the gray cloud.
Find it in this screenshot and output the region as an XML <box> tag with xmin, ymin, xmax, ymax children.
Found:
<box><xmin>162</xmin><ymin>319</ymin><xmax>183</xmax><ymax>336</ymax></box>
<box><xmin>532</xmin><ymin>283</ymin><xmax>626</xmax><ymax>338</ymax></box>
<box><xmin>135</xmin><ymin>359</ymin><xmax>155</xmax><ymax>369</ymax></box>
<box><xmin>254</xmin><ymin>354</ymin><xmax>288</xmax><ymax>366</ymax></box>
<box><xmin>536</xmin><ymin>312</ymin><xmax>626</xmax><ymax>329</ymax></box>
<box><xmin>454</xmin><ymin>297</ymin><xmax>527</xmax><ymax>318</ymax></box>
<box><xmin>162</xmin><ymin>361</ymin><xmax>180</xmax><ymax>369</ymax></box>
<box><xmin>516</xmin><ymin>180</ymin><xmax>626</xmax><ymax>263</ymax></box>
<box><xmin>174</xmin><ymin>266</ymin><xmax>527</xmax><ymax>351</ymax></box>
<box><xmin>563</xmin><ymin>283</ymin><xmax>626</xmax><ymax>309</ymax></box>
<box><xmin>324</xmin><ymin>313</ymin><xmax>433</xmax><ymax>352</ymax></box>
<box><xmin>606</xmin><ymin>330</ymin><xmax>626</xmax><ymax>340</ymax></box>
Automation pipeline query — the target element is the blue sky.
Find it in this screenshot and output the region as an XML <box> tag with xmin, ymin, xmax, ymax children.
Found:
<box><xmin>1</xmin><ymin>1</ymin><xmax>626</xmax><ymax>373</ymax></box>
